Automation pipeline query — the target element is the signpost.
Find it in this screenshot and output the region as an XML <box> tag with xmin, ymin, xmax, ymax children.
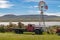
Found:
<box><xmin>38</xmin><ymin>1</ymin><xmax>48</xmax><ymax>31</ymax></box>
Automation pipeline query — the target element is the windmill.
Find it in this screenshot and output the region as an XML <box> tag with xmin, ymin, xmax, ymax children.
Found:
<box><xmin>38</xmin><ymin>0</ymin><xmax>48</xmax><ymax>31</ymax></box>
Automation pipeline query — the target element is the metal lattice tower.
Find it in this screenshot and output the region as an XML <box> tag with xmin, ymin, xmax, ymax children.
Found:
<box><xmin>38</xmin><ymin>0</ymin><xmax>48</xmax><ymax>31</ymax></box>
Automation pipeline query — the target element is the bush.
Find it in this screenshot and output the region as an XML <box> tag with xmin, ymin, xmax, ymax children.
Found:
<box><xmin>0</xmin><ymin>25</ymin><xmax>5</xmax><ymax>33</ymax></box>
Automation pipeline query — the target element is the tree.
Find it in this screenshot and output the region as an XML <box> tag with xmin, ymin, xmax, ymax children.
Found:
<box><xmin>18</xmin><ymin>22</ymin><xmax>25</xmax><ymax>29</ymax></box>
<box><xmin>0</xmin><ymin>25</ymin><xmax>5</xmax><ymax>33</ymax></box>
<box><xmin>18</xmin><ymin>22</ymin><xmax>22</xmax><ymax>28</ymax></box>
<box><xmin>5</xmin><ymin>22</ymin><xmax>14</xmax><ymax>32</ymax></box>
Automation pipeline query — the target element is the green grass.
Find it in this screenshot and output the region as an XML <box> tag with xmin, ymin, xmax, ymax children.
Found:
<box><xmin>0</xmin><ymin>32</ymin><xmax>60</xmax><ymax>40</ymax></box>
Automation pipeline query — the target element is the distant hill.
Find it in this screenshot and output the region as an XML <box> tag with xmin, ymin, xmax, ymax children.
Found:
<box><xmin>0</xmin><ymin>14</ymin><xmax>60</xmax><ymax>22</ymax></box>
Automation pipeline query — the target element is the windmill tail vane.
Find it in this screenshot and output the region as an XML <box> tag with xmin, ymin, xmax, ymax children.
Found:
<box><xmin>44</xmin><ymin>3</ymin><xmax>48</xmax><ymax>10</ymax></box>
<box><xmin>45</xmin><ymin>5</ymin><xmax>48</xmax><ymax>9</ymax></box>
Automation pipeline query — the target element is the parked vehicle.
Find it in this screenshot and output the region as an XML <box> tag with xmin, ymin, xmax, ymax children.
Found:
<box><xmin>56</xmin><ymin>27</ymin><xmax>60</xmax><ymax>35</ymax></box>
<box><xmin>26</xmin><ymin>24</ymin><xmax>34</xmax><ymax>32</ymax></box>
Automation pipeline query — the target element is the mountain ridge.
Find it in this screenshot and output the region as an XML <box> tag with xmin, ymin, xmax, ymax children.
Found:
<box><xmin>0</xmin><ymin>14</ymin><xmax>60</xmax><ymax>22</ymax></box>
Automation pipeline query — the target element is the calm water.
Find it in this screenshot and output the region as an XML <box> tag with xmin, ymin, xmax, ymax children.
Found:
<box><xmin>0</xmin><ymin>22</ymin><xmax>60</xmax><ymax>27</ymax></box>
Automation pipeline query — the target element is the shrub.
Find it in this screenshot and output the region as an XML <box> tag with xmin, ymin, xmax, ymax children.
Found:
<box><xmin>0</xmin><ymin>25</ymin><xmax>5</xmax><ymax>33</ymax></box>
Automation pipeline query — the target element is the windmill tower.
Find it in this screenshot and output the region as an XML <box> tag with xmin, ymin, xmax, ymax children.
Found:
<box><xmin>38</xmin><ymin>0</ymin><xmax>48</xmax><ymax>31</ymax></box>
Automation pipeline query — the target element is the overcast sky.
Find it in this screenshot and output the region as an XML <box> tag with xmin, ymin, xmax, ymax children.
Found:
<box><xmin>0</xmin><ymin>0</ymin><xmax>60</xmax><ymax>16</ymax></box>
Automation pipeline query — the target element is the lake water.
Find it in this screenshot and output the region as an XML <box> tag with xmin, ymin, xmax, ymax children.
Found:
<box><xmin>0</xmin><ymin>22</ymin><xmax>60</xmax><ymax>27</ymax></box>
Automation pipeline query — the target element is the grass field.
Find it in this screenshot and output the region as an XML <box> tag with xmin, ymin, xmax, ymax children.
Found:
<box><xmin>0</xmin><ymin>32</ymin><xmax>60</xmax><ymax>40</ymax></box>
